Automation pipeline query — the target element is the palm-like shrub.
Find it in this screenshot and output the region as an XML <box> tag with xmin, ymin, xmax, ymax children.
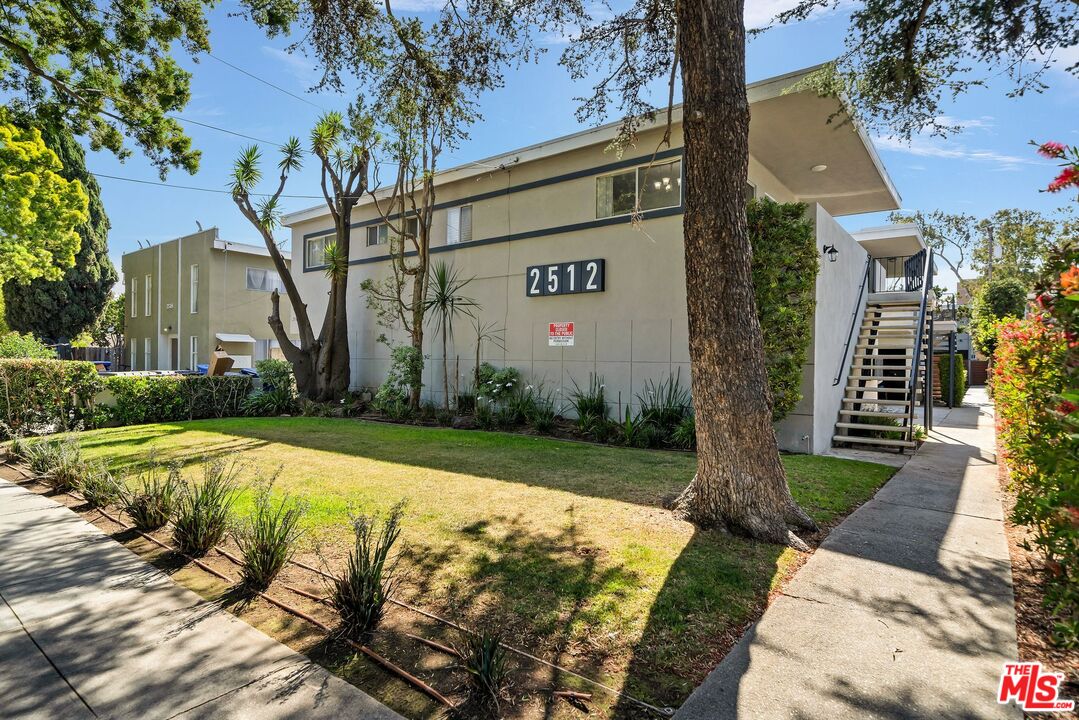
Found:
<box><xmin>120</xmin><ymin>462</ymin><xmax>181</xmax><ymax>532</ymax></box>
<box><xmin>234</xmin><ymin>480</ymin><xmax>306</xmax><ymax>590</ymax></box>
<box><xmin>330</xmin><ymin>502</ymin><xmax>406</xmax><ymax>640</ymax></box>
<box><xmin>173</xmin><ymin>459</ymin><xmax>241</xmax><ymax>556</ymax></box>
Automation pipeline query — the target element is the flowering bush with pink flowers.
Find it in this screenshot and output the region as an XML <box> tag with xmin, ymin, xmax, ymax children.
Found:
<box><xmin>995</xmin><ymin>237</ymin><xmax>1079</xmax><ymax>647</ymax></box>
<box><xmin>1036</xmin><ymin>140</ymin><xmax>1079</xmax><ymax>194</ymax></box>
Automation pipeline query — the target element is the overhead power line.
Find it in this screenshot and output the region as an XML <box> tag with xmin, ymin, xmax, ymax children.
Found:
<box><xmin>167</xmin><ymin>115</ymin><xmax>280</xmax><ymax>146</ymax></box>
<box><xmin>91</xmin><ymin>172</ymin><xmax>326</xmax><ymax>199</ymax></box>
<box><xmin>207</xmin><ymin>52</ymin><xmax>326</xmax><ymax>111</ymax></box>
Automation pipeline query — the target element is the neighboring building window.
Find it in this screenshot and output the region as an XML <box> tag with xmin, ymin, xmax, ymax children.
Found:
<box><xmin>445</xmin><ymin>206</ymin><xmax>472</xmax><ymax>245</ymax></box>
<box><xmin>306</xmin><ymin>236</ymin><xmax>330</xmax><ymax>267</ymax></box>
<box><xmin>190</xmin><ymin>336</ymin><xmax>199</xmax><ymax>370</ymax></box>
<box><xmin>129</xmin><ymin>338</ymin><xmax>136</xmax><ymax>370</ymax></box>
<box><xmin>246</xmin><ymin>267</ymin><xmax>283</xmax><ymax>292</ymax></box>
<box><xmin>143</xmin><ymin>337</ymin><xmax>151</xmax><ymax>371</ymax></box>
<box><xmin>596</xmin><ymin>159</ymin><xmax>682</xmax><ymax>218</ymax></box>
<box><xmin>745</xmin><ymin>182</ymin><xmax>756</xmax><ymax>201</ymax></box>
<box><xmin>144</xmin><ymin>274</ymin><xmax>152</xmax><ymax>316</ymax></box>
<box><xmin>131</xmin><ymin>278</ymin><xmax>138</xmax><ymax>318</ymax></box>
<box><xmin>366</xmin><ymin>224</ymin><xmax>389</xmax><ymax>247</ymax></box>
<box><xmin>190</xmin><ymin>264</ymin><xmax>199</xmax><ymax>313</ymax></box>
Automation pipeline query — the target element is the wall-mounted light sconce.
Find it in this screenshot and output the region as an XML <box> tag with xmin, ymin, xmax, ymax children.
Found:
<box><xmin>822</xmin><ymin>244</ymin><xmax>839</xmax><ymax>263</ymax></box>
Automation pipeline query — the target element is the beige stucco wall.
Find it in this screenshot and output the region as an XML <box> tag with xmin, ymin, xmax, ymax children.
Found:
<box><xmin>121</xmin><ymin>229</ymin><xmax>293</xmax><ymax>371</ymax></box>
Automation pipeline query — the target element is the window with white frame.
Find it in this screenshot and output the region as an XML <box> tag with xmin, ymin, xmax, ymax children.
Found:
<box><xmin>246</xmin><ymin>267</ymin><xmax>283</xmax><ymax>292</ymax></box>
<box><xmin>189</xmin><ymin>335</ymin><xmax>199</xmax><ymax>370</ymax></box>
<box><xmin>445</xmin><ymin>206</ymin><xmax>472</xmax><ymax>245</ymax></box>
<box><xmin>129</xmin><ymin>338</ymin><xmax>136</xmax><ymax>370</ymax></box>
<box><xmin>596</xmin><ymin>159</ymin><xmax>682</xmax><ymax>218</ymax></box>
<box><xmin>745</xmin><ymin>182</ymin><xmax>756</xmax><ymax>201</ymax></box>
<box><xmin>143</xmin><ymin>337</ymin><xmax>151</xmax><ymax>370</ymax></box>
<box><xmin>367</xmin><ymin>218</ymin><xmax>419</xmax><ymax>247</ymax></box>
<box><xmin>306</xmin><ymin>236</ymin><xmax>331</xmax><ymax>267</ymax></box>
<box><xmin>144</xmin><ymin>274</ymin><xmax>152</xmax><ymax>316</ymax></box>
<box><xmin>190</xmin><ymin>264</ymin><xmax>199</xmax><ymax>313</ymax></box>
<box><xmin>130</xmin><ymin>278</ymin><xmax>138</xmax><ymax>318</ymax></box>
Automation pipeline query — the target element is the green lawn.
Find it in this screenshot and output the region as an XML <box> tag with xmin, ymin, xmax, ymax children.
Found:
<box><xmin>74</xmin><ymin>418</ymin><xmax>895</xmax><ymax>710</ymax></box>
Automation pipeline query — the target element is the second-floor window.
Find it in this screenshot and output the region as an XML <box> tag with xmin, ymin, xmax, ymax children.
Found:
<box><xmin>306</xmin><ymin>236</ymin><xmax>330</xmax><ymax>267</ymax></box>
<box><xmin>144</xmin><ymin>274</ymin><xmax>152</xmax><ymax>316</ymax></box>
<box><xmin>190</xmin><ymin>264</ymin><xmax>199</xmax><ymax>313</ymax></box>
<box><xmin>130</xmin><ymin>278</ymin><xmax>138</xmax><ymax>318</ymax></box>
<box><xmin>596</xmin><ymin>158</ymin><xmax>682</xmax><ymax>218</ymax></box>
<box><xmin>367</xmin><ymin>218</ymin><xmax>419</xmax><ymax>247</ymax></box>
<box><xmin>445</xmin><ymin>206</ymin><xmax>472</xmax><ymax>245</ymax></box>
<box><xmin>246</xmin><ymin>267</ymin><xmax>283</xmax><ymax>292</ymax></box>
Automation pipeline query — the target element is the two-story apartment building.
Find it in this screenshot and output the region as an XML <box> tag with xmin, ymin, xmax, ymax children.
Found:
<box><xmin>282</xmin><ymin>66</ymin><xmax>935</xmax><ymax>454</ymax></box>
<box><xmin>121</xmin><ymin>227</ymin><xmax>294</xmax><ymax>371</ymax></box>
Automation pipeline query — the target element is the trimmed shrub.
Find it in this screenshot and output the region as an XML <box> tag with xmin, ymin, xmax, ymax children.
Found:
<box><xmin>173</xmin><ymin>459</ymin><xmax>242</xmax><ymax>556</ymax></box>
<box><xmin>971</xmin><ymin>278</ymin><xmax>1027</xmax><ymax>359</ymax></box>
<box><xmin>475</xmin><ymin>363</ymin><xmax>520</xmax><ymax>402</ymax></box>
<box><xmin>254</xmin><ymin>359</ymin><xmax>294</xmax><ymax>394</ymax></box>
<box><xmin>234</xmin><ymin>480</ymin><xmax>306</xmax><ymax>590</ymax></box>
<box><xmin>996</xmin><ymin>248</ymin><xmax>1078</xmax><ymax>648</ymax></box>
<box><xmin>936</xmin><ymin>354</ymin><xmax>968</xmax><ymax>406</ymax></box>
<box><xmin>747</xmin><ymin>198</ymin><xmax>818</xmax><ymax>421</ymax></box>
<box><xmin>121</xmin><ymin>462</ymin><xmax>182</xmax><ymax>532</ymax></box>
<box><xmin>0</xmin><ymin>359</ymin><xmax>102</xmax><ymax>437</ymax></box>
<box><xmin>105</xmin><ymin>375</ymin><xmax>252</xmax><ymax>425</ymax></box>
<box><xmin>330</xmin><ymin>502</ymin><xmax>405</xmax><ymax>640</ymax></box>
<box><xmin>0</xmin><ymin>332</ymin><xmax>56</xmax><ymax>359</ymax></box>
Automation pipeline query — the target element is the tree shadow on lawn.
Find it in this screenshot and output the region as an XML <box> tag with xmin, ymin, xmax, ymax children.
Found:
<box><xmin>397</xmin><ymin>504</ymin><xmax>789</xmax><ymax>719</ymax></box>
<box><xmin>103</xmin><ymin>417</ymin><xmax>698</xmax><ymax>509</ymax></box>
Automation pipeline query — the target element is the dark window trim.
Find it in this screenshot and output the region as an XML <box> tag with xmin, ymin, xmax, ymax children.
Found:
<box><xmin>302</xmin><ymin>147</ymin><xmax>683</xmax><ymax>272</ymax></box>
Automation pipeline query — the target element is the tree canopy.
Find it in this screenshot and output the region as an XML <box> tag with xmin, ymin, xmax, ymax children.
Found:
<box><xmin>770</xmin><ymin>0</ymin><xmax>1079</xmax><ymax>139</ymax></box>
<box><xmin>3</xmin><ymin>112</ymin><xmax>117</xmax><ymax>340</ymax></box>
<box><xmin>0</xmin><ymin>114</ymin><xmax>87</xmax><ymax>286</ymax></box>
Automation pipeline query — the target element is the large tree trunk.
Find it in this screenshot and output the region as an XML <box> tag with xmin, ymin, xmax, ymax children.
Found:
<box><xmin>672</xmin><ymin>0</ymin><xmax>816</xmax><ymax>549</ymax></box>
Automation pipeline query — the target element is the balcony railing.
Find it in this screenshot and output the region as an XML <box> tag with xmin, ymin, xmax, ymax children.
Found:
<box><xmin>869</xmin><ymin>249</ymin><xmax>928</xmax><ymax>293</ymax></box>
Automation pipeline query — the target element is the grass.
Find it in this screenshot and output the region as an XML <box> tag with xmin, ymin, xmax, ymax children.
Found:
<box><xmin>73</xmin><ymin>417</ymin><xmax>896</xmax><ymax>712</ymax></box>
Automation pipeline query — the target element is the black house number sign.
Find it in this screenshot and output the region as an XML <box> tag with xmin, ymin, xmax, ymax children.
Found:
<box><xmin>526</xmin><ymin>259</ymin><xmax>605</xmax><ymax>297</ymax></box>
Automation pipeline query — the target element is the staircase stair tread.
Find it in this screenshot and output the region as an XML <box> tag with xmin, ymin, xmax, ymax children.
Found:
<box><xmin>832</xmin><ymin>434</ymin><xmax>916</xmax><ymax>448</ymax></box>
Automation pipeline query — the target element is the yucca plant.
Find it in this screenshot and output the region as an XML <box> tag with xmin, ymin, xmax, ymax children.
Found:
<box><xmin>7</xmin><ymin>435</ymin><xmax>28</xmax><ymax>460</ymax></box>
<box><xmin>456</xmin><ymin>627</ymin><xmax>512</xmax><ymax>710</ymax></box>
<box><xmin>79</xmin><ymin>462</ymin><xmax>123</xmax><ymax>507</ymax></box>
<box><xmin>121</xmin><ymin>462</ymin><xmax>182</xmax><ymax>532</ymax></box>
<box><xmin>570</xmin><ymin>373</ymin><xmax>608</xmax><ymax>427</ymax></box>
<box><xmin>637</xmin><ymin>369</ymin><xmax>691</xmax><ymax>434</ymax></box>
<box><xmin>26</xmin><ymin>438</ymin><xmax>64</xmax><ymax>475</ymax></box>
<box><xmin>329</xmin><ymin>502</ymin><xmax>406</xmax><ymax>640</ymax></box>
<box><xmin>41</xmin><ymin>439</ymin><xmax>84</xmax><ymax>492</ymax></box>
<box><xmin>671</xmin><ymin>413</ymin><xmax>697</xmax><ymax>450</ymax></box>
<box><xmin>234</xmin><ymin>479</ymin><xmax>306</xmax><ymax>590</ymax></box>
<box><xmin>173</xmin><ymin>458</ymin><xmax>242</xmax><ymax>556</ymax></box>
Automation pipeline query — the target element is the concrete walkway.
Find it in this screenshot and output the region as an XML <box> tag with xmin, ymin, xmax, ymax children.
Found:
<box><xmin>677</xmin><ymin>388</ymin><xmax>1020</xmax><ymax>719</ymax></box>
<box><xmin>0</xmin><ymin>475</ymin><xmax>402</xmax><ymax>720</ymax></box>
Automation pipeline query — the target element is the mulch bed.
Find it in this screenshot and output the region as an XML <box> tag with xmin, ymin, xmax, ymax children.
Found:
<box><xmin>996</xmin><ymin>440</ymin><xmax>1078</xmax><ymax>719</ymax></box>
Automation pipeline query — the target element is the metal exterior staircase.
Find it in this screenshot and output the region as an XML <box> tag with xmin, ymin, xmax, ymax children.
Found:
<box><xmin>831</xmin><ymin>249</ymin><xmax>934</xmax><ymax>453</ymax></box>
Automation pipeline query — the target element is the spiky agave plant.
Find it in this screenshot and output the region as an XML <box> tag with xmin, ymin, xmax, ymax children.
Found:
<box><xmin>79</xmin><ymin>461</ymin><xmax>122</xmax><ymax>507</ymax></box>
<box><xmin>456</xmin><ymin>626</ymin><xmax>512</xmax><ymax>710</ymax></box>
<box><xmin>329</xmin><ymin>501</ymin><xmax>406</xmax><ymax>640</ymax></box>
<box><xmin>173</xmin><ymin>458</ymin><xmax>242</xmax><ymax>556</ymax></box>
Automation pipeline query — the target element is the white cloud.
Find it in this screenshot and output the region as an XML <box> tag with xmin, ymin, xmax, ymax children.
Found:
<box><xmin>873</xmin><ymin>135</ymin><xmax>1039</xmax><ymax>170</ymax></box>
<box><xmin>744</xmin><ymin>0</ymin><xmax>850</xmax><ymax>30</ymax></box>
<box><xmin>261</xmin><ymin>46</ymin><xmax>319</xmax><ymax>86</ymax></box>
<box><xmin>933</xmin><ymin>114</ymin><xmax>995</xmax><ymax>131</ymax></box>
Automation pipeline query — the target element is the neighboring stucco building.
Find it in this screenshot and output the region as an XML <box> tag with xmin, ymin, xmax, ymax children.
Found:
<box><xmin>121</xmin><ymin>227</ymin><xmax>294</xmax><ymax>371</ymax></box>
<box><xmin>282</xmin><ymin>66</ymin><xmax>933</xmax><ymax>454</ymax></box>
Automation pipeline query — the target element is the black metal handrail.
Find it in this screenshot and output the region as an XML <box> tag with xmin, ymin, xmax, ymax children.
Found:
<box><xmin>907</xmin><ymin>248</ymin><xmax>934</xmax><ymax>436</ymax></box>
<box><xmin>833</xmin><ymin>255</ymin><xmax>873</xmax><ymax>386</ymax></box>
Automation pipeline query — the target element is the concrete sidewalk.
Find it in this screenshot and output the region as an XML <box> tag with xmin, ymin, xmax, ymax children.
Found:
<box><xmin>677</xmin><ymin>388</ymin><xmax>1020</xmax><ymax>719</ymax></box>
<box><xmin>0</xmin><ymin>475</ymin><xmax>402</xmax><ymax>720</ymax></box>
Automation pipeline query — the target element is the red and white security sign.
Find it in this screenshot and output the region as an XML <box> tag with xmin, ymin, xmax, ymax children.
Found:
<box><xmin>548</xmin><ymin>322</ymin><xmax>574</xmax><ymax>347</ymax></box>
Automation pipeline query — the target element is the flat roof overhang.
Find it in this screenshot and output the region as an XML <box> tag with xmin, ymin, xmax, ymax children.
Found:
<box><xmin>748</xmin><ymin>70</ymin><xmax>901</xmax><ymax>217</ymax></box>
<box><xmin>851</xmin><ymin>223</ymin><xmax>927</xmax><ymax>258</ymax></box>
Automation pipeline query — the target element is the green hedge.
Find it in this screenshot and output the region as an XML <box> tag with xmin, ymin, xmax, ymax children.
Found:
<box><xmin>748</xmin><ymin>199</ymin><xmax>819</xmax><ymax>421</ymax></box>
<box><xmin>105</xmin><ymin>375</ymin><xmax>253</xmax><ymax>425</ymax></box>
<box><xmin>0</xmin><ymin>359</ymin><xmax>102</xmax><ymax>437</ymax></box>
<box><xmin>936</xmin><ymin>354</ymin><xmax>967</xmax><ymax>406</ymax></box>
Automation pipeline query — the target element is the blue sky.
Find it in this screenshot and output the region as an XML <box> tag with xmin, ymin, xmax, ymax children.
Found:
<box><xmin>87</xmin><ymin>2</ymin><xmax>1079</xmax><ymax>292</ymax></box>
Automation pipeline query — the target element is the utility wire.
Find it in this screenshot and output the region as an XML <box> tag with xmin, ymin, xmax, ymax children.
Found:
<box><xmin>90</xmin><ymin>172</ymin><xmax>326</xmax><ymax>199</ymax></box>
<box><xmin>167</xmin><ymin>114</ymin><xmax>281</xmax><ymax>146</ymax></box>
<box><xmin>207</xmin><ymin>52</ymin><xmax>326</xmax><ymax>111</ymax></box>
